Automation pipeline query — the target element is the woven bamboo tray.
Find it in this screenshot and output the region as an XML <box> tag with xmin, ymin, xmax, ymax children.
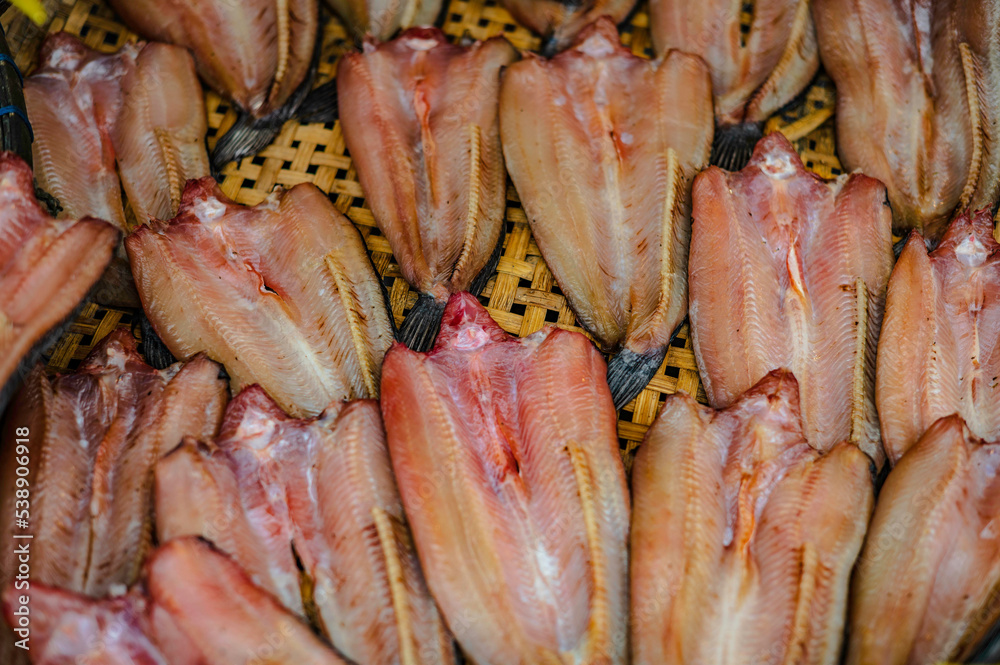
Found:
<box><xmin>1</xmin><ymin>0</ymin><xmax>841</xmax><ymax>470</ymax></box>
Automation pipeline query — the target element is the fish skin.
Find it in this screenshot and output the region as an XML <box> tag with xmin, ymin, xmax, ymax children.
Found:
<box><xmin>337</xmin><ymin>28</ymin><xmax>518</xmax><ymax>345</ymax></box>
<box><xmin>877</xmin><ymin>209</ymin><xmax>1000</xmax><ymax>465</ymax></box>
<box><xmin>325</xmin><ymin>0</ymin><xmax>444</xmax><ymax>42</ymax></box>
<box><xmin>813</xmin><ymin>0</ymin><xmax>1000</xmax><ymax>239</ymax></box>
<box><xmin>25</xmin><ymin>32</ymin><xmax>136</xmax><ymax>231</ymax></box>
<box><xmin>0</xmin><ymin>152</ymin><xmax>118</xmax><ymax>393</ymax></box>
<box><xmin>107</xmin><ymin>0</ymin><xmax>317</xmax><ymax>118</ymax></box>
<box><xmin>847</xmin><ymin>414</ymin><xmax>1000</xmax><ymax>664</ymax></box>
<box><xmin>112</xmin><ymin>42</ymin><xmax>210</xmax><ymax>227</ymax></box>
<box><xmin>500</xmin><ymin>17</ymin><xmax>713</xmax><ymax>405</ymax></box>
<box><xmin>689</xmin><ymin>132</ymin><xmax>894</xmax><ymax>468</ymax></box>
<box><xmin>381</xmin><ymin>291</ymin><xmax>630</xmax><ymax>665</ymax></box>
<box><xmin>631</xmin><ymin>370</ymin><xmax>874</xmax><ymax>665</ymax></box>
<box><xmin>500</xmin><ymin>0</ymin><xmax>638</xmax><ymax>53</ymax></box>
<box><xmin>126</xmin><ymin>177</ymin><xmax>393</xmax><ymax>417</ymax></box>
<box><xmin>1</xmin><ymin>586</ymin><xmax>166</xmax><ymax>665</ymax></box>
<box><xmin>648</xmin><ymin>0</ymin><xmax>819</xmax><ymax>129</ymax></box>
<box><xmin>156</xmin><ymin>385</ymin><xmax>455</xmax><ymax>665</ymax></box>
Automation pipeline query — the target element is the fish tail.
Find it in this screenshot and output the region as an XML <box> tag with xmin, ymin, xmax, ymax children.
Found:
<box><xmin>137</xmin><ymin>312</ymin><xmax>176</xmax><ymax>370</ymax></box>
<box><xmin>541</xmin><ymin>33</ymin><xmax>561</xmax><ymax>58</ymax></box>
<box><xmin>606</xmin><ymin>346</ymin><xmax>669</xmax><ymax>410</ymax></box>
<box><xmin>467</xmin><ymin>226</ymin><xmax>506</xmax><ymax>297</ymax></box>
<box><xmin>296</xmin><ymin>79</ymin><xmax>338</xmax><ymax>125</ymax></box>
<box><xmin>397</xmin><ymin>293</ymin><xmax>447</xmax><ymax>352</ymax></box>
<box><xmin>710</xmin><ymin>122</ymin><xmax>764</xmax><ymax>171</ymax></box>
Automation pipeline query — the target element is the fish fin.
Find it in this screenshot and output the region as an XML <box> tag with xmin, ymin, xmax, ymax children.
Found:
<box><xmin>371</xmin><ymin>507</ymin><xmax>420</xmax><ymax>665</ymax></box>
<box><xmin>325</xmin><ymin>253</ymin><xmax>379</xmax><ymax>397</ymax></box>
<box><xmin>296</xmin><ymin>79</ymin><xmax>338</xmax><ymax>124</ymax></box>
<box><xmin>467</xmin><ymin>223</ymin><xmax>506</xmax><ymax>298</ymax></box>
<box><xmin>958</xmin><ymin>41</ymin><xmax>984</xmax><ymax>211</ymax></box>
<box><xmin>33</xmin><ymin>183</ymin><xmax>62</xmax><ymax>217</ymax></box>
<box><xmin>137</xmin><ymin>312</ymin><xmax>176</xmax><ymax>370</ymax></box>
<box><xmin>541</xmin><ymin>33</ymin><xmax>561</xmax><ymax>58</ymax></box>
<box><xmin>397</xmin><ymin>293</ymin><xmax>447</xmax><ymax>352</ymax></box>
<box><xmin>606</xmin><ymin>345</ymin><xmax>669</xmax><ymax>410</ymax></box>
<box><xmin>892</xmin><ymin>235</ymin><xmax>909</xmax><ymax>258</ymax></box>
<box><xmin>710</xmin><ymin>122</ymin><xmax>763</xmax><ymax>171</ymax></box>
<box><xmin>210</xmin><ymin>112</ymin><xmax>285</xmax><ymax>172</ymax></box>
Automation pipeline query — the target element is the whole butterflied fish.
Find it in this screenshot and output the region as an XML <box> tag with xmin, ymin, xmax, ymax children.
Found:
<box><xmin>689</xmin><ymin>133</ymin><xmax>893</xmax><ymax>468</ymax></box>
<box><xmin>0</xmin><ymin>330</ymin><xmax>227</xmax><ymax>665</ymax></box>
<box><xmin>25</xmin><ymin>33</ymin><xmax>209</xmax><ymax>308</ymax></box>
<box><xmin>877</xmin><ymin>209</ymin><xmax>1000</xmax><ymax>465</ymax></box>
<box><xmin>501</xmin><ymin>18</ymin><xmax>713</xmax><ymax>409</ymax></box>
<box><xmin>500</xmin><ymin>0</ymin><xmax>637</xmax><ymax>54</ymax></box>
<box><xmin>813</xmin><ymin>0</ymin><xmax>1000</xmax><ymax>239</ymax></box>
<box><xmin>155</xmin><ymin>386</ymin><xmax>455</xmax><ymax>665</ymax></box>
<box><xmin>631</xmin><ymin>370</ymin><xmax>874</xmax><ymax>665</ymax></box>
<box><xmin>847</xmin><ymin>414</ymin><xmax>1000</xmax><ymax>664</ymax></box>
<box><xmin>107</xmin><ymin>0</ymin><xmax>321</xmax><ymax>169</ymax></box>
<box><xmin>0</xmin><ymin>152</ymin><xmax>117</xmax><ymax>409</ymax></box>
<box><xmin>325</xmin><ymin>0</ymin><xmax>443</xmax><ymax>42</ymax></box>
<box><xmin>648</xmin><ymin>0</ymin><xmax>818</xmax><ymax>169</ymax></box>
<box><xmin>127</xmin><ymin>177</ymin><xmax>393</xmax><ymax>417</ymax></box>
<box><xmin>381</xmin><ymin>292</ymin><xmax>630</xmax><ymax>665</ymax></box>
<box><xmin>1</xmin><ymin>537</ymin><xmax>353</xmax><ymax>665</ymax></box>
<box><xmin>337</xmin><ymin>28</ymin><xmax>518</xmax><ymax>351</ymax></box>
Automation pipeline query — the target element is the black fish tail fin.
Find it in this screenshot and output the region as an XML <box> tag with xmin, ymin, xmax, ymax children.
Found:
<box><xmin>296</xmin><ymin>79</ymin><xmax>338</xmax><ymax>124</ymax></box>
<box><xmin>137</xmin><ymin>313</ymin><xmax>177</xmax><ymax>370</ymax></box>
<box><xmin>710</xmin><ymin>122</ymin><xmax>764</xmax><ymax>171</ymax></box>
<box><xmin>606</xmin><ymin>346</ymin><xmax>669</xmax><ymax>410</ymax></box>
<box><xmin>467</xmin><ymin>228</ymin><xmax>506</xmax><ymax>297</ymax></box>
<box><xmin>210</xmin><ymin>112</ymin><xmax>285</xmax><ymax>173</ymax></box>
<box><xmin>397</xmin><ymin>293</ymin><xmax>447</xmax><ymax>352</ymax></box>
<box><xmin>541</xmin><ymin>33</ymin><xmax>561</xmax><ymax>58</ymax></box>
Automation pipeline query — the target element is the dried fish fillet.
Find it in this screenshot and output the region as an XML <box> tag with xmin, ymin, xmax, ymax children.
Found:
<box><xmin>381</xmin><ymin>292</ymin><xmax>630</xmax><ymax>665</ymax></box>
<box><xmin>0</xmin><ymin>330</ymin><xmax>226</xmax><ymax>663</ymax></box>
<box><xmin>156</xmin><ymin>386</ymin><xmax>455</xmax><ymax>665</ymax></box>
<box><xmin>338</xmin><ymin>28</ymin><xmax>518</xmax><ymax>350</ymax></box>
<box><xmin>877</xmin><ymin>209</ymin><xmax>1000</xmax><ymax>465</ymax></box>
<box><xmin>112</xmin><ymin>43</ymin><xmax>209</xmax><ymax>226</ymax></box>
<box><xmin>108</xmin><ymin>0</ymin><xmax>319</xmax><ymax>168</ymax></box>
<box><xmin>847</xmin><ymin>414</ymin><xmax>1000</xmax><ymax>664</ymax></box>
<box><xmin>500</xmin><ymin>17</ymin><xmax>713</xmax><ymax>408</ymax></box>
<box><xmin>689</xmin><ymin>133</ymin><xmax>894</xmax><ymax>467</ymax></box>
<box><xmin>127</xmin><ymin>178</ymin><xmax>393</xmax><ymax>417</ymax></box>
<box><xmin>25</xmin><ymin>32</ymin><xmax>135</xmax><ymax>230</ymax></box>
<box><xmin>813</xmin><ymin>0</ymin><xmax>1000</xmax><ymax>239</ymax></box>
<box><xmin>2</xmin><ymin>538</ymin><xmax>353</xmax><ymax>665</ymax></box>
<box><xmin>0</xmin><ymin>152</ymin><xmax>118</xmax><ymax>402</ymax></box>
<box><xmin>325</xmin><ymin>0</ymin><xmax>444</xmax><ymax>42</ymax></box>
<box><xmin>649</xmin><ymin>0</ymin><xmax>819</xmax><ymax>169</ymax></box>
<box><xmin>631</xmin><ymin>370</ymin><xmax>874</xmax><ymax>665</ymax></box>
<box><xmin>500</xmin><ymin>0</ymin><xmax>637</xmax><ymax>54</ymax></box>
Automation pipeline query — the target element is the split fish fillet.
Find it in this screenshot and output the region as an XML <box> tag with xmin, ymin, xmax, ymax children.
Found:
<box><xmin>847</xmin><ymin>414</ymin><xmax>1000</xmax><ymax>664</ymax></box>
<box><xmin>155</xmin><ymin>385</ymin><xmax>455</xmax><ymax>664</ymax></box>
<box><xmin>689</xmin><ymin>132</ymin><xmax>894</xmax><ymax>468</ymax></box>
<box><xmin>877</xmin><ymin>208</ymin><xmax>1000</xmax><ymax>465</ymax></box>
<box><xmin>337</xmin><ymin>28</ymin><xmax>518</xmax><ymax>351</ymax></box>
<box><xmin>813</xmin><ymin>0</ymin><xmax>1000</xmax><ymax>239</ymax></box>
<box><xmin>2</xmin><ymin>538</ymin><xmax>353</xmax><ymax>665</ymax></box>
<box><xmin>500</xmin><ymin>0</ymin><xmax>637</xmax><ymax>54</ymax></box>
<box><xmin>0</xmin><ymin>152</ymin><xmax>117</xmax><ymax>398</ymax></box>
<box><xmin>112</xmin><ymin>42</ymin><xmax>209</xmax><ymax>226</ymax></box>
<box><xmin>631</xmin><ymin>370</ymin><xmax>874</xmax><ymax>665</ymax></box>
<box><xmin>500</xmin><ymin>17</ymin><xmax>714</xmax><ymax>409</ymax></box>
<box><xmin>381</xmin><ymin>292</ymin><xmax>631</xmax><ymax>665</ymax></box>
<box><xmin>648</xmin><ymin>0</ymin><xmax>819</xmax><ymax>169</ymax></box>
<box><xmin>25</xmin><ymin>32</ymin><xmax>135</xmax><ymax>230</ymax></box>
<box><xmin>126</xmin><ymin>177</ymin><xmax>393</xmax><ymax>417</ymax></box>
<box><xmin>325</xmin><ymin>0</ymin><xmax>444</xmax><ymax>42</ymax></box>
<box><xmin>107</xmin><ymin>0</ymin><xmax>317</xmax><ymax>118</ymax></box>
<box><xmin>0</xmin><ymin>330</ymin><xmax>227</xmax><ymax>664</ymax></box>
